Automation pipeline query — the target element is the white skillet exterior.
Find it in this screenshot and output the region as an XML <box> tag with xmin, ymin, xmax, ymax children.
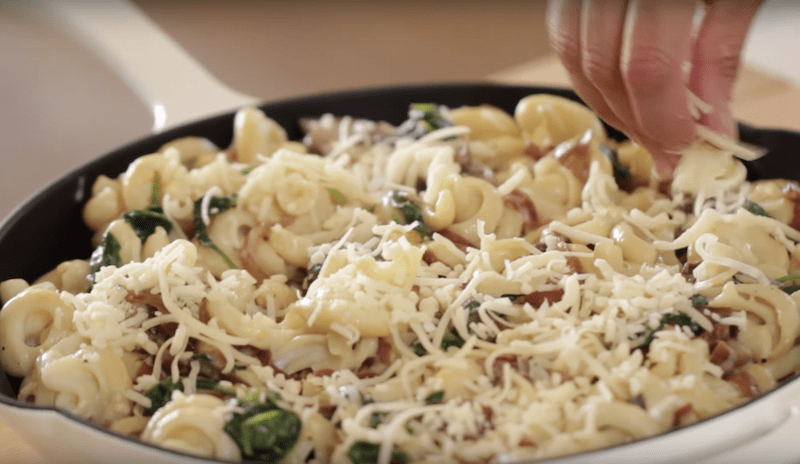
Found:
<box><xmin>3</xmin><ymin>373</ymin><xmax>800</xmax><ymax>464</ymax></box>
<box><xmin>3</xmin><ymin>1</ymin><xmax>800</xmax><ymax>463</ymax></box>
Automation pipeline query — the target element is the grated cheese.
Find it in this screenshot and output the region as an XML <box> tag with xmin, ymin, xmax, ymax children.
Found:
<box><xmin>3</xmin><ymin>96</ymin><xmax>799</xmax><ymax>464</ymax></box>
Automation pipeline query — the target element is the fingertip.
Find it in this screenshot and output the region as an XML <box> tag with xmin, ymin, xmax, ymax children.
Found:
<box><xmin>702</xmin><ymin>105</ymin><xmax>738</xmax><ymax>140</ymax></box>
<box><xmin>650</xmin><ymin>150</ymin><xmax>682</xmax><ymax>180</ymax></box>
<box><xmin>622</xmin><ymin>54</ymin><xmax>698</xmax><ymax>152</ymax></box>
<box><xmin>690</xmin><ymin>75</ymin><xmax>738</xmax><ymax>139</ymax></box>
<box><xmin>620</xmin><ymin>0</ymin><xmax>699</xmax><ymax>156</ymax></box>
<box><xmin>651</xmin><ymin>115</ymin><xmax>697</xmax><ymax>154</ymax></box>
<box><xmin>689</xmin><ymin>0</ymin><xmax>760</xmax><ymax>142</ymax></box>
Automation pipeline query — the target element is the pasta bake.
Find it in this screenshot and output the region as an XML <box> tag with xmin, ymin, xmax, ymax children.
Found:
<box><xmin>2</xmin><ymin>94</ymin><xmax>800</xmax><ymax>464</ymax></box>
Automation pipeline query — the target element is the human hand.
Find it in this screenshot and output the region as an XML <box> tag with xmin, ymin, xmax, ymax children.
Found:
<box><xmin>546</xmin><ymin>0</ymin><xmax>762</xmax><ymax>175</ymax></box>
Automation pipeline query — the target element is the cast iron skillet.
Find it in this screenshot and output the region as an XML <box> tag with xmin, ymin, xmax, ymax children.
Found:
<box><xmin>2</xmin><ymin>82</ymin><xmax>800</xmax><ymax>464</ymax></box>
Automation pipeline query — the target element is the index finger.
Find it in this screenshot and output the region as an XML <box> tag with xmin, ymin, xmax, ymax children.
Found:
<box><xmin>621</xmin><ymin>0</ymin><xmax>698</xmax><ymax>153</ymax></box>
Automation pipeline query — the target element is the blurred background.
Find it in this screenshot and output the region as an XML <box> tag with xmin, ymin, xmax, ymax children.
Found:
<box><xmin>1</xmin><ymin>0</ymin><xmax>799</xmax><ymax>222</ymax></box>
<box><xmin>0</xmin><ymin>0</ymin><xmax>550</xmax><ymax>221</ymax></box>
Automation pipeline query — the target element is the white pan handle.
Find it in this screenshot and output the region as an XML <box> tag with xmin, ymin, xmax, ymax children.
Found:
<box><xmin>35</xmin><ymin>0</ymin><xmax>261</xmax><ymax>133</ymax></box>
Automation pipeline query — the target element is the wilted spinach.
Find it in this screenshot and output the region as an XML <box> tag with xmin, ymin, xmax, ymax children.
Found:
<box><xmin>88</xmin><ymin>232</ymin><xmax>122</xmax><ymax>283</ymax></box>
<box><xmin>224</xmin><ymin>396</ymin><xmax>301</xmax><ymax>462</ymax></box>
<box><xmin>192</xmin><ymin>194</ymin><xmax>237</xmax><ymax>268</ymax></box>
<box><xmin>123</xmin><ymin>205</ymin><xmax>173</xmax><ymax>243</ymax></box>
<box><xmin>143</xmin><ymin>377</ymin><xmax>235</xmax><ymax>415</ymax></box>
<box><xmin>348</xmin><ymin>440</ymin><xmax>408</xmax><ymax>464</ymax></box>
<box><xmin>636</xmin><ymin>312</ymin><xmax>704</xmax><ymax>351</ymax></box>
<box><xmin>390</xmin><ymin>193</ymin><xmax>432</xmax><ymax>238</ymax></box>
<box><xmin>399</xmin><ymin>103</ymin><xmax>451</xmax><ymax>139</ymax></box>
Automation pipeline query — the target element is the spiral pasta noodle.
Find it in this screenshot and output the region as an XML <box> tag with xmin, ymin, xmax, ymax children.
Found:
<box><xmin>3</xmin><ymin>97</ymin><xmax>800</xmax><ymax>464</ymax></box>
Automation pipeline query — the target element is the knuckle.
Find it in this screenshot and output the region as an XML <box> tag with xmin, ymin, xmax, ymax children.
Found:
<box><xmin>549</xmin><ymin>31</ymin><xmax>583</xmax><ymax>74</ymax></box>
<box><xmin>622</xmin><ymin>45</ymin><xmax>682</xmax><ymax>91</ymax></box>
<box><xmin>698</xmin><ymin>44</ymin><xmax>742</xmax><ymax>80</ymax></box>
<box><xmin>582</xmin><ymin>47</ymin><xmax>620</xmax><ymax>87</ymax></box>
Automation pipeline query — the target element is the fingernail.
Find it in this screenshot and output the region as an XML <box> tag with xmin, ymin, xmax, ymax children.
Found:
<box><xmin>652</xmin><ymin>152</ymin><xmax>682</xmax><ymax>180</ymax></box>
<box><xmin>702</xmin><ymin>99</ymin><xmax>738</xmax><ymax>139</ymax></box>
<box><xmin>714</xmin><ymin>108</ymin><xmax>738</xmax><ymax>140</ymax></box>
<box><xmin>657</xmin><ymin>116</ymin><xmax>697</xmax><ymax>154</ymax></box>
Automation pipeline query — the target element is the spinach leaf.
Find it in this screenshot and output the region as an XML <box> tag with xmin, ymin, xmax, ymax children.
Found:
<box><xmin>782</xmin><ymin>284</ymin><xmax>800</xmax><ymax>295</ymax></box>
<box><xmin>195</xmin><ymin>352</ymin><xmax>214</xmax><ymax>363</ymax></box>
<box><xmin>306</xmin><ymin>263</ymin><xmax>323</xmax><ymax>287</ymax></box>
<box><xmin>776</xmin><ymin>274</ymin><xmax>800</xmax><ymax>283</ymax></box>
<box><xmin>599</xmin><ymin>145</ymin><xmax>632</xmax><ymax>187</ymax></box>
<box><xmin>224</xmin><ymin>397</ymin><xmax>301</xmax><ymax>462</ymax></box>
<box><xmin>329</xmin><ymin>188</ymin><xmax>348</xmax><ymax>205</ymax></box>
<box><xmin>399</xmin><ymin>103</ymin><xmax>451</xmax><ymax>139</ymax></box>
<box><xmin>195</xmin><ymin>378</ymin><xmax>236</xmax><ymax>396</ymax></box>
<box><xmin>193</xmin><ymin>195</ymin><xmax>237</xmax><ymax>268</ymax></box>
<box><xmin>612</xmin><ymin>158</ymin><xmax>632</xmax><ymax>183</ymax></box>
<box><xmin>143</xmin><ymin>377</ymin><xmax>235</xmax><ymax>415</ymax></box>
<box><xmin>610</xmin><ymin>151</ymin><xmax>632</xmax><ymax>183</ymax></box>
<box><xmin>689</xmin><ymin>294</ymin><xmax>709</xmax><ymax>308</ymax></box>
<box><xmin>88</xmin><ymin>232</ymin><xmax>122</xmax><ymax>281</ymax></box>
<box><xmin>775</xmin><ymin>274</ymin><xmax>800</xmax><ymax>294</ymax></box>
<box><xmin>150</xmin><ymin>175</ymin><xmax>161</xmax><ymax>205</ymax></box>
<box><xmin>348</xmin><ymin>441</ymin><xmax>409</xmax><ymax>464</ymax></box>
<box><xmin>441</xmin><ymin>329</ymin><xmax>465</xmax><ymax>351</ymax></box>
<box><xmin>660</xmin><ymin>313</ymin><xmax>703</xmax><ymax>335</ymax></box>
<box><xmin>744</xmin><ymin>200</ymin><xmax>771</xmax><ymax>217</ymax></box>
<box><xmin>123</xmin><ymin>206</ymin><xmax>173</xmax><ymax>243</ymax></box>
<box><xmin>636</xmin><ymin>312</ymin><xmax>704</xmax><ymax>351</ymax></box>
<box><xmin>240</xmin><ymin>388</ymin><xmax>282</xmax><ymax>406</ymax></box>
<box><xmin>412</xmin><ymin>103</ymin><xmax>450</xmax><ymax>133</ymax></box>
<box><xmin>411</xmin><ymin>340</ymin><xmax>427</xmax><ymax>357</ymax></box>
<box><xmin>144</xmin><ymin>377</ymin><xmax>183</xmax><ymax>415</ymax></box>
<box><xmin>424</xmin><ymin>390</ymin><xmax>445</xmax><ymax>404</ymax></box>
<box><xmin>464</xmin><ymin>299</ymin><xmax>481</xmax><ymax>311</ymax></box>
<box><xmin>464</xmin><ymin>299</ymin><xmax>480</xmax><ymax>328</ymax></box>
<box><xmin>412</xmin><ymin>329</ymin><xmax>465</xmax><ymax>356</ymax></box>
<box><xmin>390</xmin><ymin>193</ymin><xmax>432</xmax><ymax>238</ymax></box>
<box><xmin>369</xmin><ymin>411</ymin><xmax>388</xmax><ymax>428</ymax></box>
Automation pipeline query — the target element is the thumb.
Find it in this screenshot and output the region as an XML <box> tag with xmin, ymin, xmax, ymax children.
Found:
<box><xmin>689</xmin><ymin>0</ymin><xmax>763</xmax><ymax>138</ymax></box>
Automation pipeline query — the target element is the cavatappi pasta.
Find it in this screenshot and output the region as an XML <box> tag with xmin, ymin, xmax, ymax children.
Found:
<box><xmin>3</xmin><ymin>95</ymin><xmax>800</xmax><ymax>464</ymax></box>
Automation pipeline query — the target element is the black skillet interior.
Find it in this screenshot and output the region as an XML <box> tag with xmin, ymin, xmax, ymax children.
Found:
<box><xmin>1</xmin><ymin>82</ymin><xmax>799</xmax><ymax>444</ymax></box>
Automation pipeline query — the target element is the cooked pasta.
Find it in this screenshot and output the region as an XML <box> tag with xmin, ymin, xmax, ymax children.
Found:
<box><xmin>2</xmin><ymin>95</ymin><xmax>800</xmax><ymax>464</ymax></box>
